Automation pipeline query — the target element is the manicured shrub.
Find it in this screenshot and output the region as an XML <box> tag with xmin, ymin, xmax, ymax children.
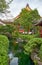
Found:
<box><xmin>39</xmin><ymin>44</ymin><xmax>42</xmax><ymax>61</ymax></box>
<box><xmin>24</xmin><ymin>38</ymin><xmax>42</xmax><ymax>54</ymax></box>
<box><xmin>0</xmin><ymin>35</ymin><xmax>9</xmax><ymax>65</ymax></box>
<box><xmin>24</xmin><ymin>38</ymin><xmax>42</xmax><ymax>64</ymax></box>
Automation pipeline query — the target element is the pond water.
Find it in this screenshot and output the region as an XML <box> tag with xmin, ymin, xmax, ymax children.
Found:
<box><xmin>8</xmin><ymin>52</ymin><xmax>34</xmax><ymax>65</ymax></box>
<box><xmin>10</xmin><ymin>57</ymin><xmax>34</xmax><ymax>65</ymax></box>
<box><xmin>10</xmin><ymin>57</ymin><xmax>18</xmax><ymax>65</ymax></box>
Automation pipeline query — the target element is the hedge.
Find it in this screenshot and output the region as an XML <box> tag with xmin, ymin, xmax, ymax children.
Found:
<box><xmin>24</xmin><ymin>38</ymin><xmax>42</xmax><ymax>54</ymax></box>
<box><xmin>39</xmin><ymin>44</ymin><xmax>42</xmax><ymax>61</ymax></box>
<box><xmin>0</xmin><ymin>35</ymin><xmax>9</xmax><ymax>65</ymax></box>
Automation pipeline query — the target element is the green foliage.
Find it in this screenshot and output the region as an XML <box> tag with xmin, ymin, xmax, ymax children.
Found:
<box><xmin>15</xmin><ymin>52</ymin><xmax>34</xmax><ymax>65</ymax></box>
<box><xmin>0</xmin><ymin>0</ymin><xmax>13</xmax><ymax>13</ymax></box>
<box><xmin>39</xmin><ymin>44</ymin><xmax>42</xmax><ymax>61</ymax></box>
<box><xmin>24</xmin><ymin>38</ymin><xmax>42</xmax><ymax>54</ymax></box>
<box><xmin>14</xmin><ymin>8</ymin><xmax>40</xmax><ymax>31</ymax></box>
<box><xmin>12</xmin><ymin>43</ymin><xmax>19</xmax><ymax>50</ymax></box>
<box><xmin>0</xmin><ymin>25</ymin><xmax>18</xmax><ymax>54</ymax></box>
<box><xmin>0</xmin><ymin>25</ymin><xmax>15</xmax><ymax>39</ymax></box>
<box><xmin>19</xmin><ymin>34</ymin><xmax>35</xmax><ymax>40</ymax></box>
<box><xmin>0</xmin><ymin>35</ymin><xmax>9</xmax><ymax>65</ymax></box>
<box><xmin>0</xmin><ymin>25</ymin><xmax>14</xmax><ymax>33</ymax></box>
<box><xmin>0</xmin><ymin>0</ymin><xmax>8</xmax><ymax>13</ymax></box>
<box><xmin>34</xmin><ymin>60</ymin><xmax>38</xmax><ymax>65</ymax></box>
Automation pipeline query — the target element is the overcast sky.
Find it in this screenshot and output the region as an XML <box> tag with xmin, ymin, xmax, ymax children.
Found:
<box><xmin>9</xmin><ymin>0</ymin><xmax>42</xmax><ymax>18</ymax></box>
<box><xmin>0</xmin><ymin>0</ymin><xmax>42</xmax><ymax>19</ymax></box>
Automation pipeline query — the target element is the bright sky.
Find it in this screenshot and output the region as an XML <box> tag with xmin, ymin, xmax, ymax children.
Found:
<box><xmin>0</xmin><ymin>0</ymin><xmax>42</xmax><ymax>19</ymax></box>
<box><xmin>9</xmin><ymin>0</ymin><xmax>42</xmax><ymax>17</ymax></box>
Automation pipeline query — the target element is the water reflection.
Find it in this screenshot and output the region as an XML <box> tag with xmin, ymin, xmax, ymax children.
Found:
<box><xmin>10</xmin><ymin>57</ymin><xmax>18</xmax><ymax>65</ymax></box>
<box><xmin>8</xmin><ymin>52</ymin><xmax>18</xmax><ymax>65</ymax></box>
<box><xmin>8</xmin><ymin>52</ymin><xmax>34</xmax><ymax>65</ymax></box>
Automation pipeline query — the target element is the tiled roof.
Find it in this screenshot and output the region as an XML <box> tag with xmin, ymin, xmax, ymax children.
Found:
<box><xmin>14</xmin><ymin>4</ymin><xmax>32</xmax><ymax>19</ymax></box>
<box><xmin>0</xmin><ymin>19</ymin><xmax>6</xmax><ymax>26</ymax></box>
<box><xmin>0</xmin><ymin>19</ymin><xmax>14</xmax><ymax>25</ymax></box>
<box><xmin>34</xmin><ymin>18</ymin><xmax>42</xmax><ymax>26</ymax></box>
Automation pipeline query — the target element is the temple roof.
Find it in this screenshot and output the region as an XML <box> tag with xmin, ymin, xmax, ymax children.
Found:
<box><xmin>34</xmin><ymin>18</ymin><xmax>42</xmax><ymax>26</ymax></box>
<box><xmin>0</xmin><ymin>19</ymin><xmax>6</xmax><ymax>26</ymax></box>
<box><xmin>25</xmin><ymin>4</ymin><xmax>31</xmax><ymax>11</ymax></box>
<box><xmin>15</xmin><ymin>4</ymin><xmax>32</xmax><ymax>19</ymax></box>
<box><xmin>0</xmin><ymin>19</ymin><xmax>13</xmax><ymax>26</ymax></box>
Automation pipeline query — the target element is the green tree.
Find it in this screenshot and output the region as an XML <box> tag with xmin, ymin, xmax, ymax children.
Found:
<box><xmin>0</xmin><ymin>25</ymin><xmax>14</xmax><ymax>38</ymax></box>
<box><xmin>0</xmin><ymin>0</ymin><xmax>13</xmax><ymax>13</ymax></box>
<box><xmin>14</xmin><ymin>8</ymin><xmax>40</xmax><ymax>31</ymax></box>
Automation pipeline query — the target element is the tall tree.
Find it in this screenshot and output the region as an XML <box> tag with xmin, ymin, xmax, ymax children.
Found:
<box><xmin>0</xmin><ymin>0</ymin><xmax>13</xmax><ymax>14</ymax></box>
<box><xmin>14</xmin><ymin>8</ymin><xmax>40</xmax><ymax>32</ymax></box>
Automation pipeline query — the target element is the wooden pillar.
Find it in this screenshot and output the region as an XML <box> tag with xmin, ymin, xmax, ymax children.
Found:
<box><xmin>39</xmin><ymin>27</ymin><xmax>42</xmax><ymax>38</ymax></box>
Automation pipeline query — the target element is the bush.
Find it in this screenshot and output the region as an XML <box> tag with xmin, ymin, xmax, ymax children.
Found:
<box><xmin>0</xmin><ymin>35</ymin><xmax>9</xmax><ymax>65</ymax></box>
<box><xmin>19</xmin><ymin>34</ymin><xmax>35</xmax><ymax>41</ymax></box>
<box><xmin>24</xmin><ymin>38</ymin><xmax>42</xmax><ymax>54</ymax></box>
<box><xmin>39</xmin><ymin>44</ymin><xmax>42</xmax><ymax>61</ymax></box>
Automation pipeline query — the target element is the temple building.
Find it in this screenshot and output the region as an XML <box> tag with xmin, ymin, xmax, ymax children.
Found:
<box><xmin>0</xmin><ymin>19</ymin><xmax>14</xmax><ymax>26</ymax></box>
<box><xmin>35</xmin><ymin>18</ymin><xmax>42</xmax><ymax>37</ymax></box>
<box><xmin>14</xmin><ymin>4</ymin><xmax>32</xmax><ymax>34</ymax></box>
<box><xmin>0</xmin><ymin>19</ymin><xmax>6</xmax><ymax>26</ymax></box>
<box><xmin>15</xmin><ymin>4</ymin><xmax>32</xmax><ymax>19</ymax></box>
<box><xmin>25</xmin><ymin>4</ymin><xmax>32</xmax><ymax>11</ymax></box>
